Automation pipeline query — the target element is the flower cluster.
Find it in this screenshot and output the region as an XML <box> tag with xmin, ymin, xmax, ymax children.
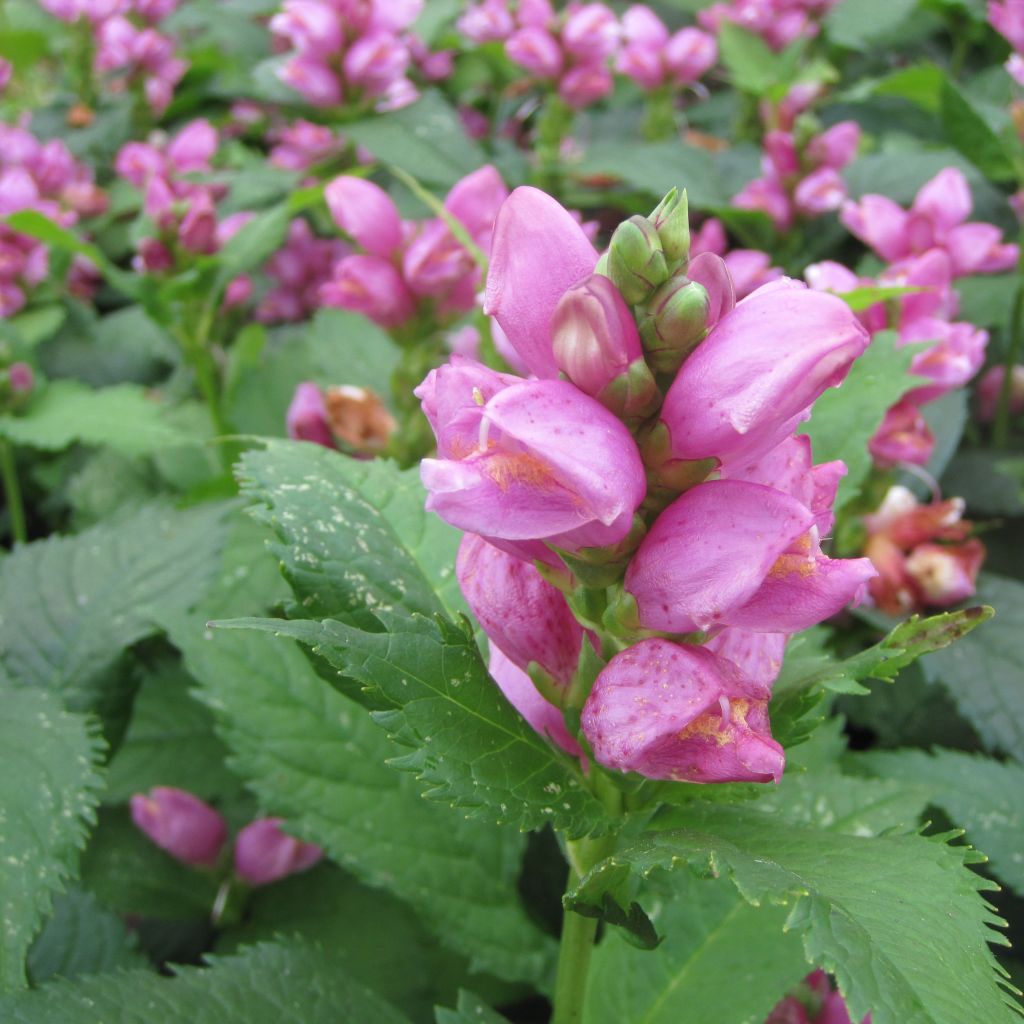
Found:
<box><xmin>734</xmin><ymin>121</ymin><xmax>861</xmax><ymax>231</ymax></box>
<box><xmin>320</xmin><ymin>165</ymin><xmax>508</xmax><ymax>331</ymax></box>
<box><xmin>270</xmin><ymin>0</ymin><xmax>426</xmax><ymax>111</ymax></box>
<box><xmin>0</xmin><ymin>120</ymin><xmax>106</xmax><ymax>317</ymax></box>
<box><xmin>615</xmin><ymin>5</ymin><xmax>717</xmax><ymax>93</ymax></box>
<box><xmin>459</xmin><ymin>0</ymin><xmax>621</xmax><ymax>108</ymax></box>
<box><xmin>806</xmin><ymin>167</ymin><xmax>1014</xmax><ymax>468</ymax></box>
<box><xmin>863</xmin><ymin>485</ymin><xmax>985</xmax><ymax>614</ymax></box>
<box><xmin>131</xmin><ymin>786</ymin><xmax>323</xmax><ymax>888</ymax></box>
<box><xmin>257</xmin><ymin>218</ymin><xmax>349</xmax><ymax>323</ymax></box>
<box><xmin>691</xmin><ymin>217</ymin><xmax>783</xmax><ymax>300</ymax></box>
<box><xmin>418</xmin><ymin>186</ymin><xmax>876</xmax><ymax>785</ymax></box>
<box><xmin>698</xmin><ymin>0</ymin><xmax>841</xmax><ymax>51</ymax></box>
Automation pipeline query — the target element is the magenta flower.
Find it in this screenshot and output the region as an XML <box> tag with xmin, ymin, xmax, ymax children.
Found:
<box><xmin>900</xmin><ymin>317</ymin><xmax>988</xmax><ymax>404</ymax></box>
<box><xmin>580</xmin><ymin>639</ymin><xmax>785</xmax><ymax>783</ymax></box>
<box><xmin>868</xmin><ymin>400</ymin><xmax>935</xmax><ymax>468</ymax></box>
<box><xmin>324</xmin><ymin>176</ymin><xmax>403</xmax><ymax>258</ymax></box>
<box><xmin>655</xmin><ymin>280</ymin><xmax>870</xmax><ymax>468</ymax></box>
<box><xmin>457</xmin><ymin>533</ymin><xmax>583</xmax><ymax>685</ymax></box>
<box><xmin>561</xmin><ymin>3</ymin><xmax>619</xmax><ymax>61</ymax></box>
<box><xmin>977</xmin><ymin>364</ymin><xmax>1024</xmax><ymax>422</ymax></box>
<box><xmin>625</xmin><ymin>477</ymin><xmax>875</xmax><ymax>634</ymax></box>
<box><xmin>286</xmin><ymin>382</ymin><xmax>335</xmax><ymax>448</ymax></box>
<box><xmin>130</xmin><ymin>787</ymin><xmax>228</xmax><ymax>869</ymax></box>
<box><xmin>320</xmin><ymin>254</ymin><xmax>417</xmax><ymax>328</ymax></box>
<box><xmin>484</xmin><ymin>186</ymin><xmax>599</xmax><ymax>379</ymax></box>
<box><xmin>489</xmin><ymin>647</ymin><xmax>582</xmax><ymax>755</ymax></box>
<box><xmin>704</xmin><ymin>627</ymin><xmax>788</xmax><ymax>692</ymax></box>
<box><xmin>506</xmin><ymin>26</ymin><xmax>564</xmax><ymax>77</ymax></box>
<box><xmin>416</xmin><ymin>359</ymin><xmax>645</xmax><ymax>552</ymax></box>
<box><xmin>234</xmin><ymin>818</ymin><xmax>324</xmax><ymax>887</ymax></box>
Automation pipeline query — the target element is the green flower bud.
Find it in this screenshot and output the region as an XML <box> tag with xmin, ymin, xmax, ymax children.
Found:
<box><xmin>638</xmin><ymin>275</ymin><xmax>710</xmax><ymax>375</ymax></box>
<box><xmin>649</xmin><ymin>188</ymin><xmax>691</xmax><ymax>263</ymax></box>
<box><xmin>607</xmin><ymin>216</ymin><xmax>669</xmax><ymax>305</ymax></box>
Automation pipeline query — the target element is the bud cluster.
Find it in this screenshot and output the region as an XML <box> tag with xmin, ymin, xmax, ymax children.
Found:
<box><xmin>417</xmin><ymin>185</ymin><xmax>876</xmax><ymax>786</ymax></box>
<box><xmin>130</xmin><ymin>786</ymin><xmax>323</xmax><ymax>888</ymax></box>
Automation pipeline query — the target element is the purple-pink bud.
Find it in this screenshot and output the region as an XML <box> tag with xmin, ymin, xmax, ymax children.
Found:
<box><xmin>233</xmin><ymin>818</ymin><xmax>324</xmax><ymax>887</ymax></box>
<box><xmin>444</xmin><ymin>164</ymin><xmax>509</xmax><ymax>249</ymax></box>
<box><xmin>869</xmin><ymin>400</ymin><xmax>935</xmax><ymax>467</ymax></box>
<box><xmin>7</xmin><ymin>362</ymin><xmax>34</xmax><ymax>395</ymax></box>
<box><xmin>324</xmin><ymin>176</ymin><xmax>403</xmax><ymax>258</ymax></box>
<box><xmin>343</xmin><ymin>31</ymin><xmax>410</xmax><ymax>94</ymax></box>
<box><xmin>561</xmin><ymin>3</ymin><xmax>619</xmax><ymax>60</ymax></box>
<box><xmin>166</xmin><ymin>119</ymin><xmax>218</xmax><ymax>174</ymax></box>
<box><xmin>806</xmin><ymin>121</ymin><xmax>860</xmax><ymax>170</ymax></box>
<box><xmin>581</xmin><ymin>639</ymin><xmax>784</xmax><ymax>784</ymax></box>
<box><xmin>663</xmin><ymin>27</ymin><xmax>717</xmax><ymax>83</ymax></box>
<box><xmin>506</xmin><ymin>26</ymin><xmax>564</xmax><ymax>78</ymax></box>
<box><xmin>457</xmin><ymin>533</ymin><xmax>582</xmax><ymax>685</ymax></box>
<box><xmin>286</xmin><ymin>381</ymin><xmax>336</xmax><ymax>448</ymax></box>
<box><xmin>270</xmin><ymin>0</ymin><xmax>343</xmax><ymax>56</ymax></box>
<box><xmin>484</xmin><ymin>186</ymin><xmax>599</xmax><ymax>379</ymax></box>
<box><xmin>130</xmin><ymin>787</ymin><xmax>228</xmax><ymax>868</ymax></box>
<box><xmin>559</xmin><ymin>62</ymin><xmax>614</xmax><ymax>107</ymax></box>
<box><xmin>794</xmin><ymin>167</ymin><xmax>846</xmax><ymax>216</ymax></box>
<box><xmin>621</xmin><ymin>5</ymin><xmax>668</xmax><ymax>47</ymax></box>
<box><xmin>278</xmin><ymin>55</ymin><xmax>344</xmax><ymax>106</ymax></box>
<box><xmin>657</xmin><ymin>280</ymin><xmax>870</xmax><ymax>467</ymax></box>
<box><xmin>417</xmin><ymin>366</ymin><xmax>646</xmax><ymax>552</ymax></box>
<box><xmin>320</xmin><ymin>254</ymin><xmax>417</xmax><ymax>328</ymax></box>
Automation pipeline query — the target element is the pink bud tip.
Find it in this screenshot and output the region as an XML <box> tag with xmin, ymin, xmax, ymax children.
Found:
<box><xmin>233</xmin><ymin>818</ymin><xmax>324</xmax><ymax>886</ymax></box>
<box><xmin>130</xmin><ymin>787</ymin><xmax>228</xmax><ymax>868</ymax></box>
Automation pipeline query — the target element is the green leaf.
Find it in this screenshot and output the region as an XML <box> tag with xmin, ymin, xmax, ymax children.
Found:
<box><xmin>824</xmin><ymin>0</ymin><xmax>919</xmax><ymax>49</ymax></box>
<box><xmin>221</xmin><ymin>864</ymin><xmax>477</xmax><ymax>1023</ymax></box>
<box><xmin>435</xmin><ymin>992</ymin><xmax>513</xmax><ymax>1024</ymax></box>
<box><xmin>0</xmin><ymin>502</ymin><xmax>231</xmax><ymax>722</ymax></box>
<box><xmin>0</xmin><ymin>380</ymin><xmax>197</xmax><ymax>456</ymax></box>
<box><xmin>870</xmin><ymin>63</ymin><xmax>945</xmax><ymax>113</ymax></box>
<box><xmin>0</xmin><ymin>690</ymin><xmax>105</xmax><ymax>991</ymax></box>
<box><xmin>862</xmin><ymin>748</ymin><xmax>1024</xmax><ymax>894</ymax></box>
<box><xmin>569</xmin><ymin>805</ymin><xmax>1020</xmax><ymax>1024</ymax></box>
<box><xmin>346</xmin><ymin>90</ymin><xmax>486</xmax><ymax>190</ymax></box>
<box><xmin>104</xmin><ymin>658</ymin><xmax>243</xmax><ymax>805</ymax></box>
<box><xmin>921</xmin><ymin>575</ymin><xmax>1024</xmax><ymax>762</ymax></box>
<box><xmin>27</xmin><ymin>889</ymin><xmax>146</xmax><ymax>985</ymax></box>
<box><xmin>717</xmin><ymin>22</ymin><xmax>793</xmax><ymax>94</ymax></box>
<box><xmin>940</xmin><ymin>78</ymin><xmax>1018</xmax><ymax>183</ymax></box>
<box><xmin>584</xmin><ymin>873</ymin><xmax>807</xmax><ymax>1024</ymax></box>
<box><xmin>79</xmin><ymin>808</ymin><xmax>220</xmax><ymax>921</ymax></box>
<box><xmin>0</xmin><ymin>941</ymin><xmax>411</xmax><ymax>1023</ymax></box>
<box><xmin>214</xmin><ymin>203</ymin><xmax>291</xmax><ymax>283</ymax></box>
<box><xmin>236</xmin><ymin>439</ymin><xmax>466</xmax><ymax>622</ymax></box>
<box><xmin>223</xmin><ymin>612</ymin><xmax>610</xmax><ymax>838</ymax></box>
<box><xmin>942</xmin><ymin>450</ymin><xmax>1024</xmax><ymax>516</ymax></box>
<box><xmin>801</xmin><ymin>329</ymin><xmax>923</xmax><ymax>507</ymax></box>
<box><xmin>956</xmin><ymin>274</ymin><xmax>1016</xmax><ymax>330</ymax></box>
<box><xmin>175</xmin><ymin>624</ymin><xmax>556</xmax><ymax>985</ymax></box>
<box><xmin>836</xmin><ymin>285</ymin><xmax>923</xmax><ymax>312</ymax></box>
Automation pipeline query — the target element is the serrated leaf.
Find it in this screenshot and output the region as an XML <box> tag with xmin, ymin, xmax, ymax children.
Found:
<box><xmin>0</xmin><ymin>380</ymin><xmax>196</xmax><ymax>455</ymax></box>
<box><xmin>27</xmin><ymin>889</ymin><xmax>146</xmax><ymax>985</ymax></box>
<box><xmin>0</xmin><ymin>690</ymin><xmax>105</xmax><ymax>991</ymax></box>
<box><xmin>221</xmin><ymin>612</ymin><xmax>611</xmax><ymax>838</ymax></box>
<box><xmin>569</xmin><ymin>805</ymin><xmax>1020</xmax><ymax>1024</ymax></box>
<box><xmin>0</xmin><ymin>941</ymin><xmax>410</xmax><ymax>1023</ymax></box>
<box><xmin>584</xmin><ymin>872</ymin><xmax>807</xmax><ymax>1024</ymax></box>
<box><xmin>236</xmin><ymin>440</ymin><xmax>466</xmax><ymax>622</ymax></box>
<box><xmin>801</xmin><ymin>330</ymin><xmax>923</xmax><ymax>507</ymax></box>
<box><xmin>921</xmin><ymin>575</ymin><xmax>1024</xmax><ymax>761</ymax></box>
<box><xmin>0</xmin><ymin>502</ymin><xmax>231</xmax><ymax>724</ymax></box>
<box><xmin>174</xmin><ymin>623</ymin><xmax>555</xmax><ymax>985</ymax></box>
<box><xmin>862</xmin><ymin>748</ymin><xmax>1024</xmax><ymax>894</ymax></box>
<box><xmin>435</xmin><ymin>991</ymin><xmax>512</xmax><ymax>1024</ymax></box>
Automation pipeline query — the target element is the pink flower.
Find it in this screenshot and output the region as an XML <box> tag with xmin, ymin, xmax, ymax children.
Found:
<box><xmin>458</xmin><ymin>0</ymin><xmax>515</xmax><ymax>42</ymax></box>
<box><xmin>484</xmin><ymin>186</ymin><xmax>599</xmax><ymax>379</ymax></box>
<box><xmin>343</xmin><ymin>31</ymin><xmax>410</xmax><ymax>94</ymax></box>
<box><xmin>625</xmin><ymin>478</ymin><xmax>876</xmax><ymax>635</ymax></box>
<box><xmin>320</xmin><ymin>254</ymin><xmax>417</xmax><ymax>328</ymax></box>
<box><xmin>488</xmin><ymin>647</ymin><xmax>582</xmax><ymax>755</ymax></box>
<box><xmin>559</xmin><ymin>62</ymin><xmax>614</xmax><ymax>107</ymax></box>
<box><xmin>904</xmin><ymin>541</ymin><xmax>985</xmax><ymax>608</ymax></box>
<box><xmin>990</xmin><ymin>0</ymin><xmax>1024</xmax><ymax>54</ymax></box>
<box><xmin>234</xmin><ymin>818</ymin><xmax>323</xmax><ymax>887</ymax></box>
<box><xmin>269</xmin><ymin>0</ymin><xmax>343</xmax><ymax>57</ymax></box>
<box><xmin>278</xmin><ymin>55</ymin><xmax>344</xmax><ymax>106</ymax></box>
<box><xmin>561</xmin><ymin>3</ymin><xmax>619</xmax><ymax>61</ymax></box>
<box><xmin>286</xmin><ymin>382</ymin><xmax>336</xmax><ymax>448</ymax></box>
<box><xmin>416</xmin><ymin>359</ymin><xmax>646</xmax><ymax>552</ymax></box>
<box><xmin>733</xmin><ymin>176</ymin><xmax>792</xmax><ymax>231</ymax></box>
<box><xmin>130</xmin><ymin>787</ymin><xmax>228</xmax><ymax>868</ymax></box>
<box><xmin>655</xmin><ymin>280</ymin><xmax>870</xmax><ymax>467</ymax></box>
<box><xmin>166</xmin><ymin>119</ymin><xmax>218</xmax><ymax>174</ymax></box>
<box><xmin>901</xmin><ymin>317</ymin><xmax>988</xmax><ymax>404</ymax></box>
<box><xmin>457</xmin><ymin>533</ymin><xmax>583</xmax><ymax>684</ymax></box>
<box><xmin>506</xmin><ymin>26</ymin><xmax>564</xmax><ymax>78</ymax></box>
<box><xmin>324</xmin><ymin>176</ymin><xmax>403</xmax><ymax>258</ymax></box>
<box><xmin>444</xmin><ymin>164</ymin><xmax>509</xmax><ymax>249</ymax></box>
<box><xmin>663</xmin><ymin>27</ymin><xmax>717</xmax><ymax>83</ymax></box>
<box><xmin>868</xmin><ymin>400</ymin><xmax>935</xmax><ymax>468</ymax></box>
<box><xmin>793</xmin><ymin>167</ymin><xmax>846</xmax><ymax>216</ymax></box>
<box><xmin>806</xmin><ymin>121</ymin><xmax>860</xmax><ymax>169</ymax></box>
<box><xmin>580</xmin><ymin>639</ymin><xmax>785</xmax><ymax>783</ymax></box>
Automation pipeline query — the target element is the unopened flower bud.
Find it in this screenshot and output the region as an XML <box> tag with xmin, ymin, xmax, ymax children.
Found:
<box><xmin>8</xmin><ymin>362</ymin><xmax>34</xmax><ymax>394</ymax></box>
<box><xmin>130</xmin><ymin>787</ymin><xmax>228</xmax><ymax>869</ymax></box>
<box><xmin>638</xmin><ymin>275</ymin><xmax>710</xmax><ymax>374</ymax></box>
<box><xmin>648</xmin><ymin>187</ymin><xmax>691</xmax><ymax>263</ymax></box>
<box><xmin>286</xmin><ymin>381</ymin><xmax>335</xmax><ymax>448</ymax></box>
<box><xmin>551</xmin><ymin>273</ymin><xmax>658</xmax><ymax>419</ymax></box>
<box><xmin>607</xmin><ymin>215</ymin><xmax>669</xmax><ymax>305</ymax></box>
<box><xmin>234</xmin><ymin>818</ymin><xmax>324</xmax><ymax>887</ymax></box>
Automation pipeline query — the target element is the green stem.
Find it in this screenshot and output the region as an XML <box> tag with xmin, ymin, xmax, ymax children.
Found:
<box><xmin>993</xmin><ymin>265</ymin><xmax>1024</xmax><ymax>447</ymax></box>
<box><xmin>533</xmin><ymin>93</ymin><xmax>575</xmax><ymax>195</ymax></box>
<box><xmin>0</xmin><ymin>439</ymin><xmax>26</xmax><ymax>544</ymax></box>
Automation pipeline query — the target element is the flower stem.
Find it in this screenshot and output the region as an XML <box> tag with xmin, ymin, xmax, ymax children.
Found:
<box><xmin>993</xmin><ymin>266</ymin><xmax>1024</xmax><ymax>447</ymax></box>
<box><xmin>551</xmin><ymin>866</ymin><xmax>599</xmax><ymax>1024</ymax></box>
<box><xmin>0</xmin><ymin>439</ymin><xmax>26</xmax><ymax>544</ymax></box>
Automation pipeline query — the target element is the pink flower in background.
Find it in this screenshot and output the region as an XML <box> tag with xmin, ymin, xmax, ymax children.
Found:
<box><xmin>286</xmin><ymin>381</ymin><xmax>336</xmax><ymax>448</ymax></box>
<box><xmin>233</xmin><ymin>818</ymin><xmax>324</xmax><ymax>886</ymax></box>
<box><xmin>977</xmin><ymin>364</ymin><xmax>1024</xmax><ymax>421</ymax></box>
<box><xmin>868</xmin><ymin>400</ymin><xmax>936</xmax><ymax>468</ymax></box>
<box><xmin>691</xmin><ymin>218</ymin><xmax>783</xmax><ymax>300</ymax></box>
<box><xmin>130</xmin><ymin>787</ymin><xmax>228</xmax><ymax>868</ymax></box>
<box><xmin>616</xmin><ymin>5</ymin><xmax>717</xmax><ymax>90</ymax></box>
